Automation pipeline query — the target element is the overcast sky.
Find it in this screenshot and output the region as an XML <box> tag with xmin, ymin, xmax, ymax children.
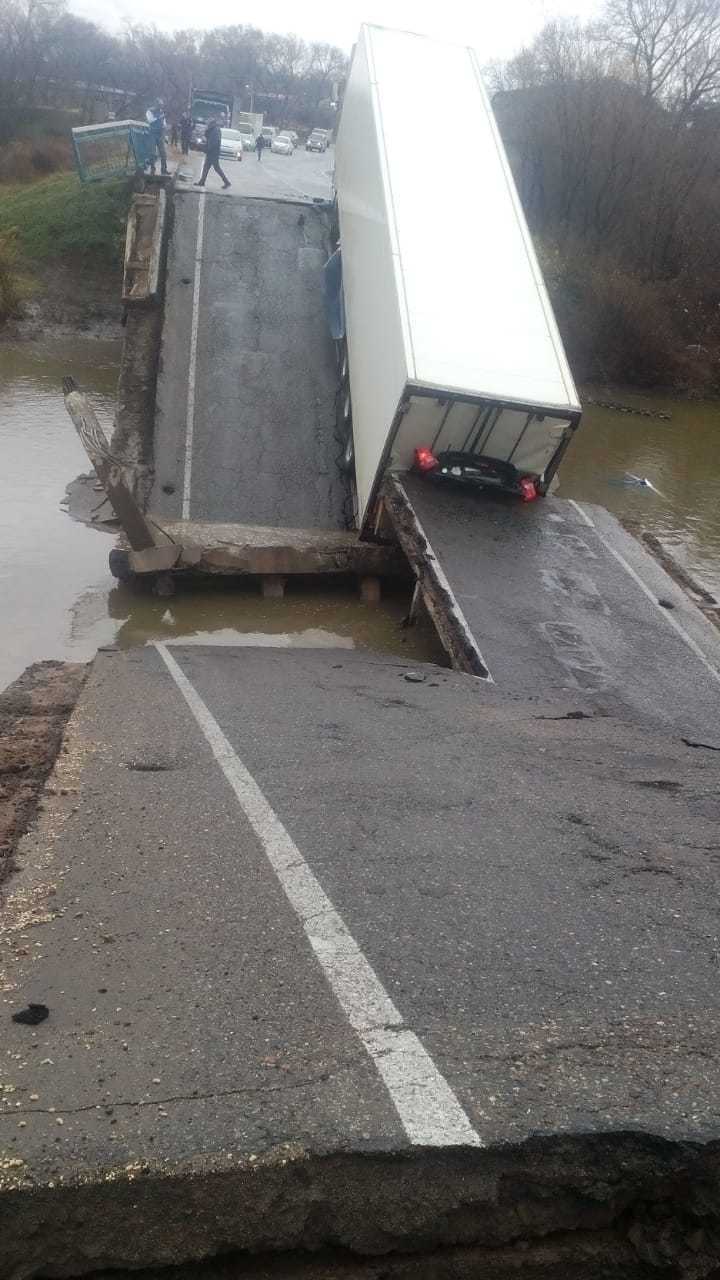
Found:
<box><xmin>68</xmin><ymin>0</ymin><xmax>602</xmax><ymax>62</ymax></box>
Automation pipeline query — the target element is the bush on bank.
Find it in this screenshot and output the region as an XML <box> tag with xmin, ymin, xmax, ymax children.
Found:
<box><xmin>0</xmin><ymin>136</ymin><xmax>73</xmax><ymax>183</ymax></box>
<box><xmin>539</xmin><ymin>243</ymin><xmax>718</xmax><ymax>392</ymax></box>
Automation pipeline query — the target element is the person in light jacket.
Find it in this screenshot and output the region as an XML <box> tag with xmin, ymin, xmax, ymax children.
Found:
<box><xmin>145</xmin><ymin>99</ymin><xmax>168</xmax><ymax>175</ymax></box>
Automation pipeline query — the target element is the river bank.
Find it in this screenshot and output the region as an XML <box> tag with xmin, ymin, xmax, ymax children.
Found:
<box><xmin>0</xmin><ymin>660</ymin><xmax>86</xmax><ymax>887</ymax></box>
<box><xmin>0</xmin><ymin>173</ymin><xmax>130</xmax><ymax>337</ymax></box>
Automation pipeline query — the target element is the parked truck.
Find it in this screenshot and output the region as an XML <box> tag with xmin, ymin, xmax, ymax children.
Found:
<box><xmin>190</xmin><ymin>88</ymin><xmax>233</xmax><ymax>148</ymax></box>
<box><xmin>334</xmin><ymin>24</ymin><xmax>582</xmax><ymax>538</ymax></box>
<box><xmin>190</xmin><ymin>88</ymin><xmax>233</xmax><ymax>139</ymax></box>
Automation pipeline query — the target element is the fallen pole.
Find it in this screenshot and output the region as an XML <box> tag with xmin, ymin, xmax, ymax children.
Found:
<box><xmin>62</xmin><ymin>377</ymin><xmax>156</xmax><ymax>552</ymax></box>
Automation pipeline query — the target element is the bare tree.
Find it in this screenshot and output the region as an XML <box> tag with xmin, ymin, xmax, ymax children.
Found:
<box><xmin>601</xmin><ymin>0</ymin><xmax>720</xmax><ymax>114</ymax></box>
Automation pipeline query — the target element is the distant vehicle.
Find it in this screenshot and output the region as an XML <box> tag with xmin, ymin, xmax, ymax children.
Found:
<box><xmin>271</xmin><ymin>133</ymin><xmax>294</xmax><ymax>155</ymax></box>
<box><xmin>306</xmin><ymin>132</ymin><xmax>328</xmax><ymax>152</ymax></box>
<box><xmin>190</xmin><ymin>89</ymin><xmax>233</xmax><ymax>148</ymax></box>
<box><xmin>261</xmin><ymin>126</ymin><xmax>277</xmax><ymax>144</ymax></box>
<box><xmin>219</xmin><ymin>128</ymin><xmax>245</xmax><ymax>160</ymax></box>
<box><xmin>235</xmin><ymin>111</ymin><xmax>264</xmax><ymax>149</ymax></box>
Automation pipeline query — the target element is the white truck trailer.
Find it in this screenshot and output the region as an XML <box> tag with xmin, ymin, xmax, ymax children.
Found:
<box><xmin>234</xmin><ymin>110</ymin><xmax>264</xmax><ymax>149</ymax></box>
<box><xmin>334</xmin><ymin>24</ymin><xmax>582</xmax><ymax>538</ymax></box>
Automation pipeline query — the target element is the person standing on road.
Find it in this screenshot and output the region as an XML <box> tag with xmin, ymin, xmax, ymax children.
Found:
<box><xmin>145</xmin><ymin>99</ymin><xmax>168</xmax><ymax>176</ymax></box>
<box><xmin>255</xmin><ymin>133</ymin><xmax>265</xmax><ymax>161</ymax></box>
<box><xmin>194</xmin><ymin>116</ymin><xmax>232</xmax><ymax>189</ymax></box>
<box><xmin>179</xmin><ymin>111</ymin><xmax>192</xmax><ymax>157</ymax></box>
<box><xmin>170</xmin><ymin>118</ymin><xmax>179</xmax><ymax>148</ymax></box>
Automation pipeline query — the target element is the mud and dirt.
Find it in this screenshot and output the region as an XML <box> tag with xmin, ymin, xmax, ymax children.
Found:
<box><xmin>0</xmin><ymin>661</ymin><xmax>87</xmax><ymax>886</ymax></box>
<box><xmin>2</xmin><ymin>260</ymin><xmax>123</xmax><ymax>343</ymax></box>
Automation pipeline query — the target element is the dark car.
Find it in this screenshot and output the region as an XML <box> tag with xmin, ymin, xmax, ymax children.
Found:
<box><xmin>306</xmin><ymin>131</ymin><xmax>328</xmax><ymax>152</ymax></box>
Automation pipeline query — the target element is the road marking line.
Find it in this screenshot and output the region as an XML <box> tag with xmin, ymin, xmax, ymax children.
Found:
<box><xmin>569</xmin><ymin>500</ymin><xmax>720</xmax><ymax>686</ymax></box>
<box><xmin>182</xmin><ymin>192</ymin><xmax>206</xmax><ymax>521</ymax></box>
<box><xmin>155</xmin><ymin>641</ymin><xmax>481</xmax><ymax>1148</ymax></box>
<box><xmin>568</xmin><ymin>498</ymin><xmax>595</xmax><ymax>528</ymax></box>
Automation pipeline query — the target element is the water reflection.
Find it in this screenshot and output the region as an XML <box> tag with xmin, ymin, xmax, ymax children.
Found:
<box><xmin>0</xmin><ymin>339</ymin><xmax>120</xmax><ymax>690</ymax></box>
<box><xmin>104</xmin><ymin>580</ymin><xmax>443</xmax><ymax>661</ymax></box>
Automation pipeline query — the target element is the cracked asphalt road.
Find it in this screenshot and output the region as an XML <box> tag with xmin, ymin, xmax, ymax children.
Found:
<box><xmin>403</xmin><ymin>476</ymin><xmax>720</xmax><ymax>740</ymax></box>
<box><xmin>3</xmin><ymin>645</ymin><xmax>720</xmax><ymax>1205</ymax></box>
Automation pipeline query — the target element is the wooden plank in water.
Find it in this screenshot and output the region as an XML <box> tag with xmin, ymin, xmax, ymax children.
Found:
<box><xmin>62</xmin><ymin>378</ymin><xmax>157</xmax><ymax>552</ymax></box>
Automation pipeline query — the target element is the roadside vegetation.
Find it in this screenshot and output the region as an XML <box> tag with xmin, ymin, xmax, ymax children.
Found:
<box><xmin>492</xmin><ymin>0</ymin><xmax>720</xmax><ymax>393</ymax></box>
<box><xmin>0</xmin><ymin>174</ymin><xmax>132</xmax><ymax>324</ymax></box>
<box><xmin>0</xmin><ymin>173</ymin><xmax>131</xmax><ymax>263</ymax></box>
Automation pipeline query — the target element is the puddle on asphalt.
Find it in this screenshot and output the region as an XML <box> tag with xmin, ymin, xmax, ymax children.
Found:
<box><xmin>102</xmin><ymin>579</ymin><xmax>446</xmax><ymax>663</ymax></box>
<box><xmin>0</xmin><ymin>337</ymin><xmax>444</xmax><ymax>691</ymax></box>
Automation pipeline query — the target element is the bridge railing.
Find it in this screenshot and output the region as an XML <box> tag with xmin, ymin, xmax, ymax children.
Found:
<box><xmin>71</xmin><ymin>120</ymin><xmax>154</xmax><ymax>182</ymax></box>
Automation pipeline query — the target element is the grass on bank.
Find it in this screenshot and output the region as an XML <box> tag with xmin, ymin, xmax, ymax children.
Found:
<box><xmin>0</xmin><ymin>172</ymin><xmax>132</xmax><ymax>322</ymax></box>
<box><xmin>0</xmin><ymin>173</ymin><xmax>132</xmax><ymax>265</ymax></box>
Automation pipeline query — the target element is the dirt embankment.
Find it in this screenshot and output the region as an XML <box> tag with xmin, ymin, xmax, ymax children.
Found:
<box><xmin>3</xmin><ymin>260</ymin><xmax>123</xmax><ymax>342</ymax></box>
<box><xmin>0</xmin><ymin>662</ymin><xmax>87</xmax><ymax>888</ymax></box>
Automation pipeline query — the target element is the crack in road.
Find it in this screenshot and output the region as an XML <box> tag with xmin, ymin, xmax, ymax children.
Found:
<box><xmin>0</xmin><ymin>1072</ymin><xmax>333</xmax><ymax>1119</ymax></box>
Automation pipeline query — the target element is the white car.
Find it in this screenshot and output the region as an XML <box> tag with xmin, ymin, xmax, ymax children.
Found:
<box><xmin>271</xmin><ymin>133</ymin><xmax>294</xmax><ymax>155</ymax></box>
<box><xmin>218</xmin><ymin>129</ymin><xmax>245</xmax><ymax>160</ymax></box>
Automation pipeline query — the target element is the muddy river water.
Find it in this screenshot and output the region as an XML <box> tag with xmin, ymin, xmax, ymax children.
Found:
<box><xmin>1</xmin><ymin>338</ymin><xmax>719</xmax><ymax>691</ymax></box>
<box><xmin>0</xmin><ymin>337</ymin><xmax>444</xmax><ymax>691</ymax></box>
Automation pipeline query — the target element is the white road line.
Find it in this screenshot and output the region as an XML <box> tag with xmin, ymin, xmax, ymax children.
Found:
<box><xmin>155</xmin><ymin>641</ymin><xmax>481</xmax><ymax>1148</ymax></box>
<box><xmin>182</xmin><ymin>192</ymin><xmax>206</xmax><ymax>521</ymax></box>
<box><xmin>568</xmin><ymin>498</ymin><xmax>595</xmax><ymax>529</ymax></box>
<box><xmin>569</xmin><ymin>499</ymin><xmax>720</xmax><ymax>686</ymax></box>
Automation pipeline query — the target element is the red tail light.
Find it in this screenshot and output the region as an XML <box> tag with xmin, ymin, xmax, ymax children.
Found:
<box><xmin>519</xmin><ymin>477</ymin><xmax>537</xmax><ymax>502</ymax></box>
<box><xmin>414</xmin><ymin>446</ymin><xmax>439</xmax><ymax>473</ymax></box>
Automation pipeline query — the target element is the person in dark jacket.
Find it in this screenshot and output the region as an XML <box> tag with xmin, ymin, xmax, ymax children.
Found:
<box><xmin>179</xmin><ymin>111</ymin><xmax>192</xmax><ymax>156</ymax></box>
<box><xmin>255</xmin><ymin>132</ymin><xmax>265</xmax><ymax>160</ymax></box>
<box><xmin>194</xmin><ymin>117</ymin><xmax>231</xmax><ymax>189</ymax></box>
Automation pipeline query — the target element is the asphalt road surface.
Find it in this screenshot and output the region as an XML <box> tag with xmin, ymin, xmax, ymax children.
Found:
<box><xmin>4</xmin><ymin>645</ymin><xmax>720</xmax><ymax>1278</ymax></box>
<box><xmin>403</xmin><ymin>475</ymin><xmax>720</xmax><ymax>741</ymax></box>
<box><xmin>181</xmin><ymin>140</ymin><xmax>335</xmax><ymax>202</ymax></box>
<box><xmin>151</xmin><ymin>145</ymin><xmax>345</xmax><ymax>528</ymax></box>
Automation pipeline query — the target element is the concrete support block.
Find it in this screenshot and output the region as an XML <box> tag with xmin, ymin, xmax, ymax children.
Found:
<box><xmin>262</xmin><ymin>576</ymin><xmax>287</xmax><ymax>599</ymax></box>
<box><xmin>360</xmin><ymin>576</ymin><xmax>381</xmax><ymax>606</ymax></box>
